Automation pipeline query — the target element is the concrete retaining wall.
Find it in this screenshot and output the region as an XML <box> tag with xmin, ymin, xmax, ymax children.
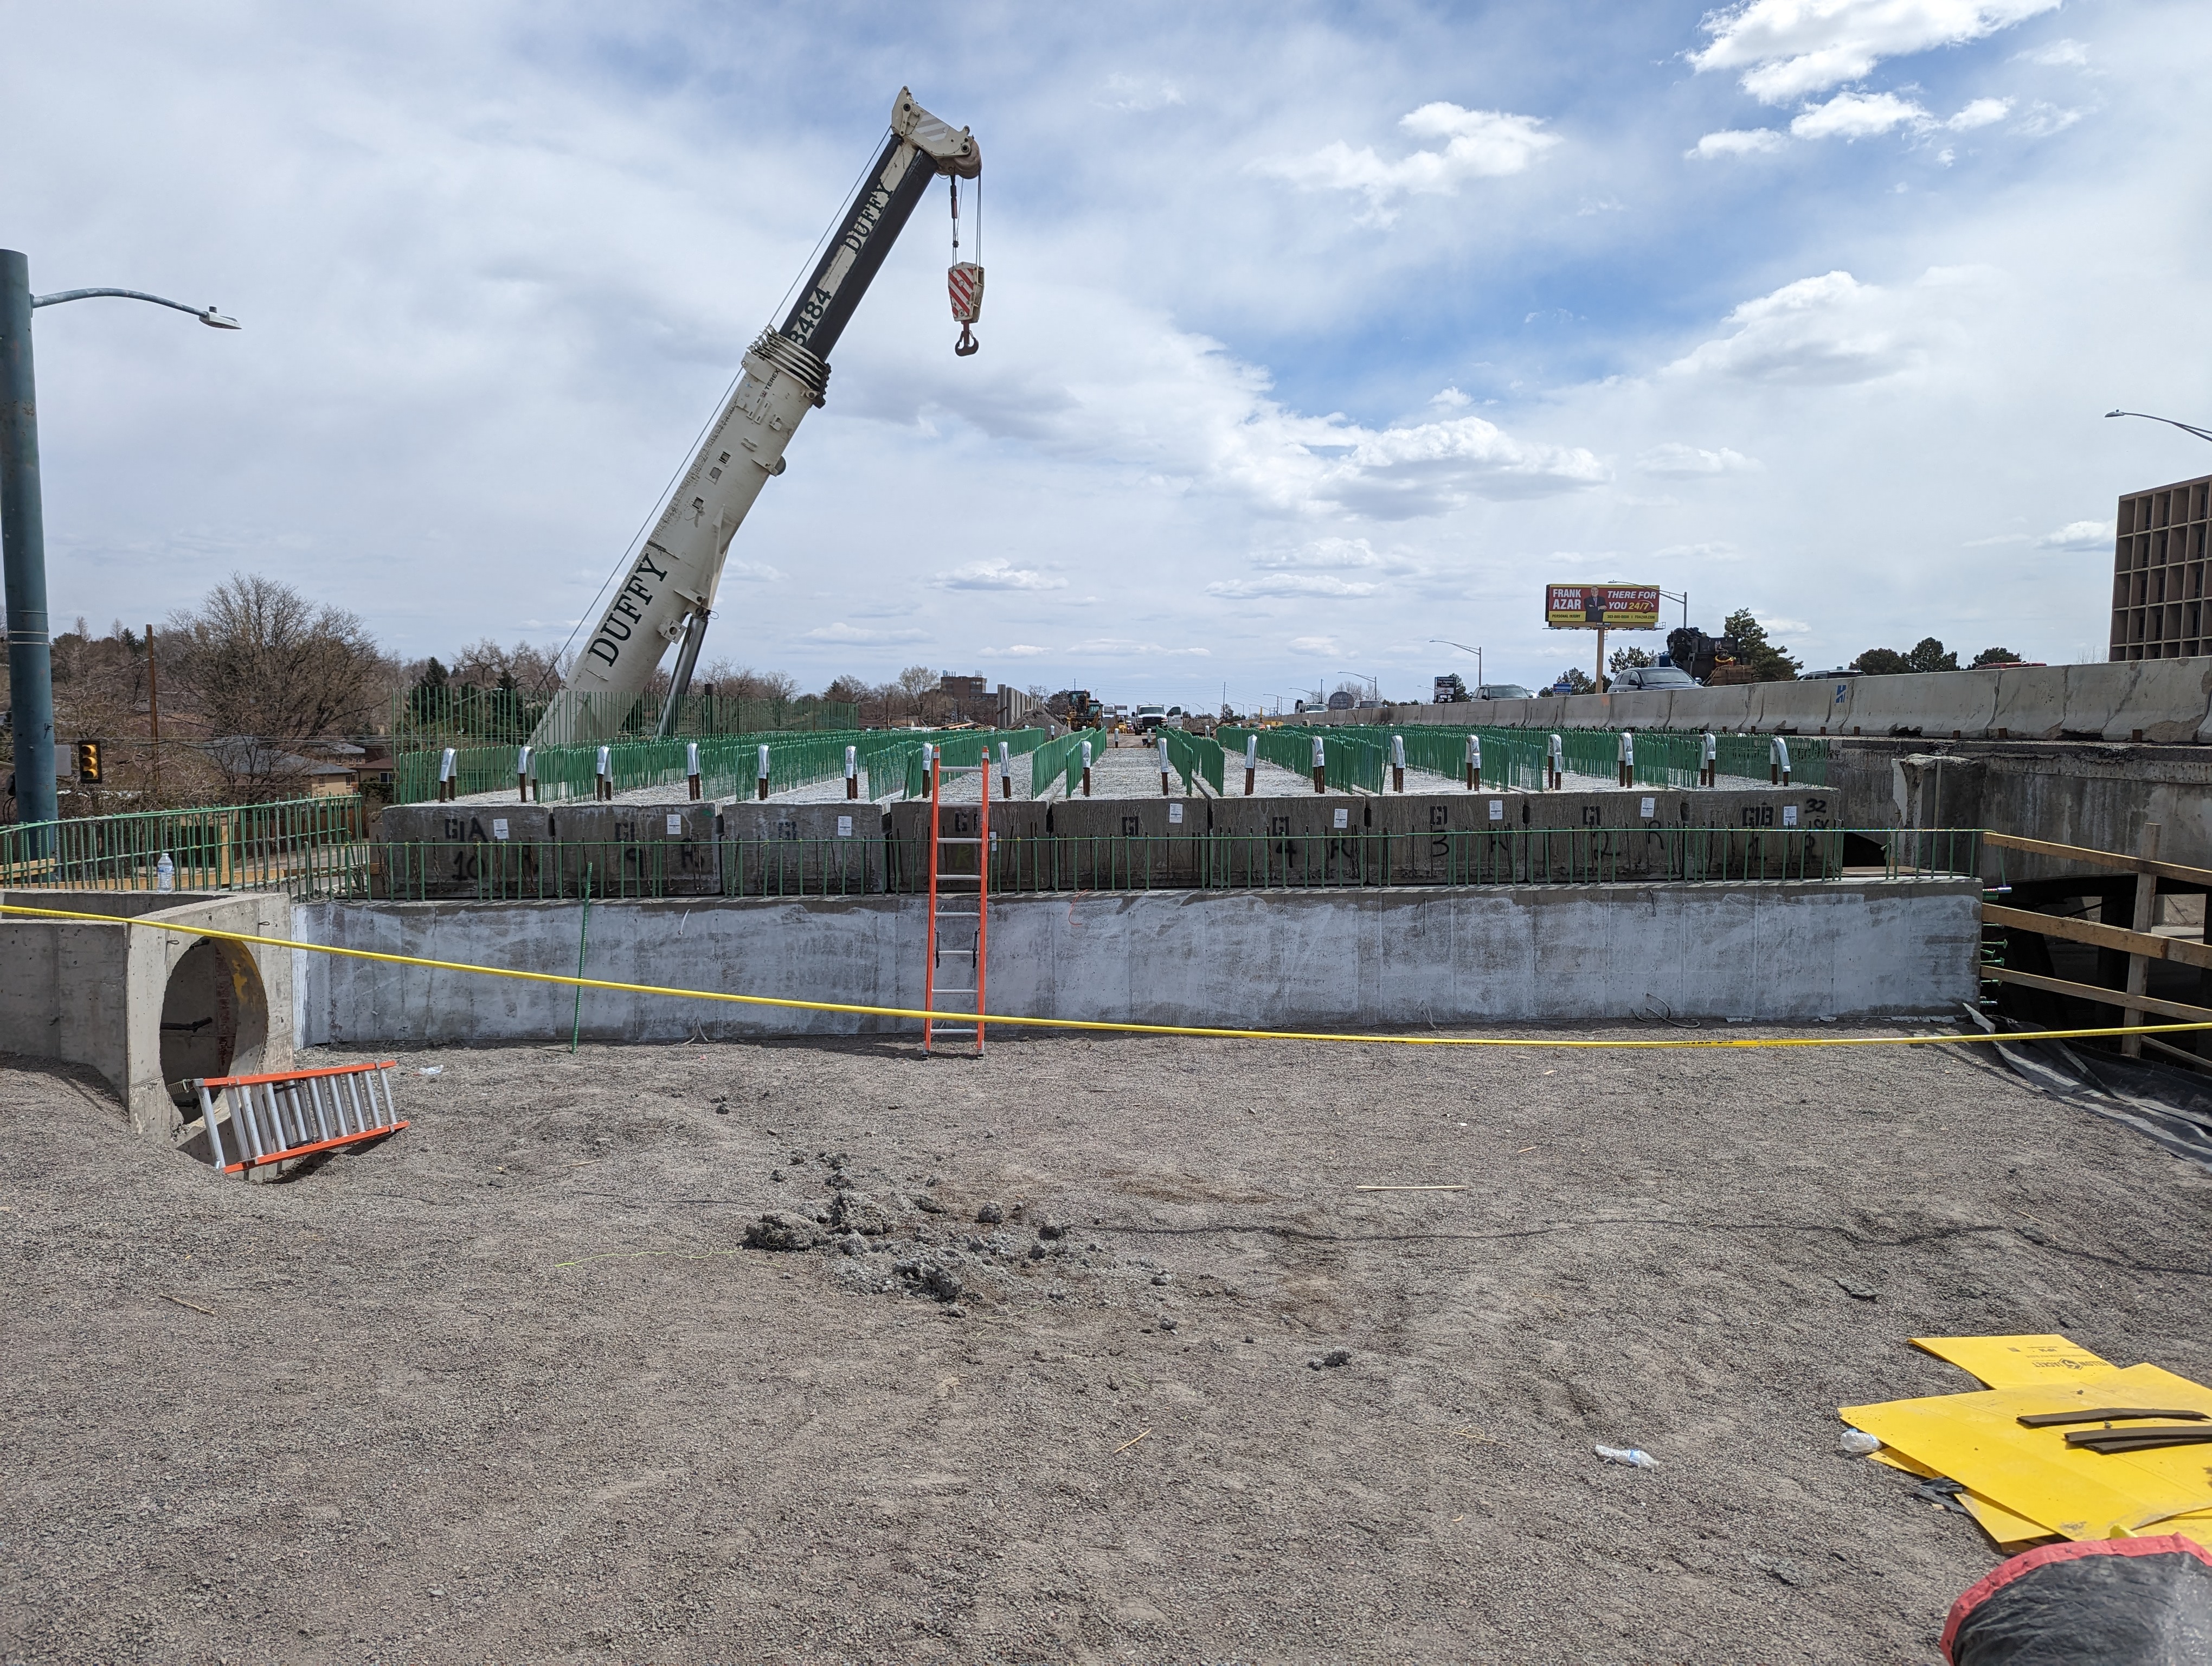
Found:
<box><xmin>1333</xmin><ymin>658</ymin><xmax>2212</xmax><ymax>741</ymax></box>
<box><xmin>292</xmin><ymin>879</ymin><xmax>1980</xmax><ymax>1044</ymax></box>
<box><xmin>1</xmin><ymin>890</ymin><xmax>296</xmax><ymax>1146</ymax></box>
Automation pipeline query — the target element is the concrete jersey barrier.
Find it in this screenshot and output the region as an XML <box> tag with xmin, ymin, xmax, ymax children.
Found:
<box><xmin>1317</xmin><ymin>658</ymin><xmax>2212</xmax><ymax>742</ymax></box>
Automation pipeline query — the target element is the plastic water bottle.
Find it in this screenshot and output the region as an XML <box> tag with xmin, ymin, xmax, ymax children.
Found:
<box><xmin>1594</xmin><ymin>1444</ymin><xmax>1657</xmax><ymax>1469</ymax></box>
<box><xmin>156</xmin><ymin>852</ymin><xmax>175</xmax><ymax>892</ymax></box>
<box><xmin>1840</xmin><ymin>1428</ymin><xmax>1883</xmax><ymax>1456</ymax></box>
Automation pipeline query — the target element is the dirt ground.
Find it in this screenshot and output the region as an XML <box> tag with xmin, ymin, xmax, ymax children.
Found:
<box><xmin>5</xmin><ymin>1023</ymin><xmax>2209</xmax><ymax>1665</ymax></box>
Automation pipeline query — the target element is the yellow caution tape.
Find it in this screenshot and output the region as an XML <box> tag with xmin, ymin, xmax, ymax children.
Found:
<box><xmin>4</xmin><ymin>895</ymin><xmax>2209</xmax><ymax>1052</ymax></box>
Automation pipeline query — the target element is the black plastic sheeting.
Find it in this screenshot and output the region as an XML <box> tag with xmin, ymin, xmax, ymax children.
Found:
<box><xmin>1943</xmin><ymin>1536</ymin><xmax>2212</xmax><ymax>1664</ymax></box>
<box><xmin>1967</xmin><ymin>1008</ymin><xmax>2212</xmax><ymax>1173</ymax></box>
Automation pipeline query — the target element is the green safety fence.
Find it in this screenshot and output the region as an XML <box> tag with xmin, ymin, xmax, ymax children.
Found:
<box><xmin>1159</xmin><ymin>729</ymin><xmax>1226</xmax><ymax>796</ymax></box>
<box><xmin>1239</xmin><ymin>723</ymin><xmax>1827</xmax><ymax>791</ymax></box>
<box><xmin>393</xmin><ymin>685</ymin><xmax>859</xmax><ymax>751</ymax></box>
<box><xmin>897</xmin><ymin>728</ymin><xmax>1049</xmax><ymax>799</ymax></box>
<box><xmin>396</xmin><ymin>726</ymin><xmax>1005</xmax><ymax>806</ymax></box>
<box><xmin>1026</xmin><ymin>730</ymin><xmax>1095</xmax><ymax>799</ymax></box>
<box><xmin>0</xmin><ymin>796</ymin><xmax>366</xmax><ymax>894</ymax></box>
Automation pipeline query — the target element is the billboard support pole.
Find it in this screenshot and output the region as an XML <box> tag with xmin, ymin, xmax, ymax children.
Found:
<box><xmin>1596</xmin><ymin>626</ymin><xmax>1605</xmax><ymax>694</ymax></box>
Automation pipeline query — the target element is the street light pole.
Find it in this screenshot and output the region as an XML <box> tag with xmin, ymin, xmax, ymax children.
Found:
<box><xmin>0</xmin><ymin>252</ymin><xmax>53</xmax><ymax>840</ymax></box>
<box><xmin>2106</xmin><ymin>410</ymin><xmax>2212</xmax><ymax>444</ymax></box>
<box><xmin>0</xmin><ymin>252</ymin><xmax>237</xmax><ymax>843</ymax></box>
<box><xmin>1430</xmin><ymin>638</ymin><xmax>1483</xmax><ymax>689</ymax></box>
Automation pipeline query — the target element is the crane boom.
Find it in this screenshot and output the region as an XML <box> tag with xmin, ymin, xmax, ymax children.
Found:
<box><xmin>535</xmin><ymin>89</ymin><xmax>981</xmax><ymax>747</ymax></box>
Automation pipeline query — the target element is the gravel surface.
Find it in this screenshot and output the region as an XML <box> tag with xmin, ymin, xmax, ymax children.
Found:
<box><xmin>7</xmin><ymin>1028</ymin><xmax>2208</xmax><ymax>1664</ymax></box>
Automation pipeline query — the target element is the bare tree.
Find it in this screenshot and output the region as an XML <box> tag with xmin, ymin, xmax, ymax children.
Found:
<box><xmin>165</xmin><ymin>574</ymin><xmax>391</xmax><ymax>796</ymax></box>
<box><xmin>451</xmin><ymin>637</ymin><xmax>564</xmax><ymax>693</ymax></box>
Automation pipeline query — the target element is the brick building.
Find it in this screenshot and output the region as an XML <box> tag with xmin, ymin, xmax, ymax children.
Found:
<box><xmin>2112</xmin><ymin>471</ymin><xmax>2212</xmax><ymax>660</ymax></box>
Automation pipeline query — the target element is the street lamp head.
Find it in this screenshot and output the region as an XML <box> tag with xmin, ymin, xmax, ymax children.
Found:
<box><xmin>2106</xmin><ymin>409</ymin><xmax>2125</xmax><ymax>419</ymax></box>
<box><xmin>198</xmin><ymin>307</ymin><xmax>240</xmax><ymax>330</ymax></box>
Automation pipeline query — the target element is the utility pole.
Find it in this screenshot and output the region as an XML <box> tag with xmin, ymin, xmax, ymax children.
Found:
<box><xmin>0</xmin><ymin>252</ymin><xmax>236</xmax><ymax>843</ymax></box>
<box><xmin>1</xmin><ymin>252</ymin><xmax>55</xmax><ymax>843</ymax></box>
<box><xmin>145</xmin><ymin>621</ymin><xmax>160</xmax><ymax>803</ymax></box>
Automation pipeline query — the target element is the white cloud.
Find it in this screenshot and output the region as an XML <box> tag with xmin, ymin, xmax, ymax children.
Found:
<box><xmin>2037</xmin><ymin>520</ymin><xmax>2115</xmax><ymax>550</ymax></box>
<box><xmin>1205</xmin><ymin>573</ymin><xmax>1383</xmax><ymax>599</ymax></box>
<box><xmin>987</xmin><ymin>644</ymin><xmax>1050</xmax><ymax>657</ymax></box>
<box><xmin>1756</xmin><ymin>613</ymin><xmax>1811</xmax><ymax>635</ymax></box>
<box><xmin>1431</xmin><ymin>386</ymin><xmax>1471</xmax><ymax>407</ymax></box>
<box><xmin>1064</xmin><ymin>638</ymin><xmax>1211</xmax><ymax>658</ymax></box>
<box><xmin>1287</xmin><ymin>636</ymin><xmax>1340</xmax><ymax>656</ymax></box>
<box><xmin>1947</xmin><ymin>97</ymin><xmax>2011</xmax><ymax>129</ymax></box>
<box><xmin>1098</xmin><ymin>74</ymin><xmax>1183</xmax><ymax>112</ymax></box>
<box><xmin>930</xmin><ymin>559</ymin><xmax>1068</xmax><ymax>591</ymax></box>
<box><xmin>800</xmin><ymin>623</ymin><xmax>930</xmax><ymax>646</ymax></box>
<box><xmin>1258</xmin><ymin>102</ymin><xmax>1559</xmax><ymax>213</ymax></box>
<box><xmin>2017</xmin><ymin>37</ymin><xmax>2087</xmax><ymax>66</ymax></box>
<box><xmin>1636</xmin><ymin>442</ymin><xmax>1761</xmax><ymax>476</ymax></box>
<box><xmin>1651</xmin><ymin>541</ymin><xmax>1744</xmax><ymax>561</ymax></box>
<box><xmin>1689</xmin><ymin>128</ymin><xmax>1788</xmax><ymax>159</ymax></box>
<box><xmin>1666</xmin><ymin>269</ymin><xmax>1976</xmax><ymax>385</ymax></box>
<box><xmin>1791</xmin><ymin>91</ymin><xmax>1929</xmax><ymax>140</ymax></box>
<box><xmin>721</xmin><ymin>559</ymin><xmax>784</xmax><ymax>582</ymax></box>
<box><xmin>1690</xmin><ymin>0</ymin><xmax>2061</xmax><ymax>103</ymax></box>
<box><xmin>2015</xmin><ymin>102</ymin><xmax>2084</xmax><ymax>135</ymax></box>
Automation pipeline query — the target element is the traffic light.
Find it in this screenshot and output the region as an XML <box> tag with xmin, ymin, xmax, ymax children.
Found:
<box><xmin>75</xmin><ymin>740</ymin><xmax>101</xmax><ymax>783</ymax></box>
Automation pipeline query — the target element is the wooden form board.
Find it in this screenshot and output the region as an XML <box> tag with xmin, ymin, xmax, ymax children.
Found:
<box><xmin>1982</xmin><ymin>903</ymin><xmax>2212</xmax><ymax>971</ymax></box>
<box><xmin>1985</xmin><ymin>965</ymin><xmax>2212</xmax><ymax>1024</ymax></box>
<box><xmin>1983</xmin><ymin>830</ymin><xmax>2212</xmax><ymax>889</ymax></box>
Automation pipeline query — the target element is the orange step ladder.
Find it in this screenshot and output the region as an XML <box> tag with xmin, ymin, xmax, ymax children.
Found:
<box><xmin>923</xmin><ymin>752</ymin><xmax>989</xmax><ymax>1054</ymax></box>
<box><xmin>194</xmin><ymin>1060</ymin><xmax>409</xmax><ymax>1176</ymax></box>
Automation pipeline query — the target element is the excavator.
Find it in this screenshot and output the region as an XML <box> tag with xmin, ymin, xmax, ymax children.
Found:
<box><xmin>532</xmin><ymin>89</ymin><xmax>983</xmax><ymax>748</ymax></box>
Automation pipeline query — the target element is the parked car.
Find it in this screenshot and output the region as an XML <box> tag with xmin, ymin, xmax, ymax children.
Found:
<box><xmin>1472</xmin><ymin>683</ymin><xmax>1534</xmax><ymax>700</ymax></box>
<box><xmin>1610</xmin><ymin>664</ymin><xmax>1696</xmax><ymax>691</ymax></box>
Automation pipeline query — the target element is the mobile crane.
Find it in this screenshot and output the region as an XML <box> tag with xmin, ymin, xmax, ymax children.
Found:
<box><xmin>533</xmin><ymin>89</ymin><xmax>983</xmax><ymax>747</ymax></box>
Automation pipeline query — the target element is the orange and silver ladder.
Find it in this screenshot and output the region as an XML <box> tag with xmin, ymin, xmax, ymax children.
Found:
<box><xmin>923</xmin><ymin>751</ymin><xmax>989</xmax><ymax>1054</ymax></box>
<box><xmin>194</xmin><ymin>1060</ymin><xmax>408</xmax><ymax>1176</ymax></box>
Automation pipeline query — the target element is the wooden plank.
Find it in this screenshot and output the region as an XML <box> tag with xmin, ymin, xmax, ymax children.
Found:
<box><xmin>1983</xmin><ymin>904</ymin><xmax>2212</xmax><ymax>971</ymax></box>
<box><xmin>1983</xmin><ymin>830</ymin><xmax>2212</xmax><ymax>889</ymax></box>
<box><xmin>1986</xmin><ymin>965</ymin><xmax>2212</xmax><ymax>1024</ymax></box>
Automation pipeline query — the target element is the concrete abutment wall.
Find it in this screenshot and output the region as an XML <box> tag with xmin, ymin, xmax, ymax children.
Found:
<box><xmin>293</xmin><ymin>880</ymin><xmax>1980</xmax><ymax>1045</ymax></box>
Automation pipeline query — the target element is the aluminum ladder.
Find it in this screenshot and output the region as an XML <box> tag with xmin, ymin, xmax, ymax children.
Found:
<box><xmin>923</xmin><ymin>755</ymin><xmax>989</xmax><ymax>1054</ymax></box>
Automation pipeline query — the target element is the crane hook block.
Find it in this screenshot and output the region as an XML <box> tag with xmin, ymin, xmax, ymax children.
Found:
<box><xmin>949</xmin><ymin>261</ymin><xmax>983</xmax><ymax>356</ymax></box>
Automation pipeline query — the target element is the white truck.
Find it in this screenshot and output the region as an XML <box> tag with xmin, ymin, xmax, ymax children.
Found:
<box><xmin>532</xmin><ymin>89</ymin><xmax>983</xmax><ymax>748</ymax></box>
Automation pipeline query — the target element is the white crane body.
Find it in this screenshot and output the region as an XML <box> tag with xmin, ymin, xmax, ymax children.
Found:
<box><xmin>534</xmin><ymin>91</ymin><xmax>980</xmax><ymax>748</ymax></box>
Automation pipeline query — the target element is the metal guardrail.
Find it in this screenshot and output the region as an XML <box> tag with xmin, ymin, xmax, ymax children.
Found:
<box><xmin>0</xmin><ymin>796</ymin><xmax>365</xmax><ymax>893</ymax></box>
<box><xmin>348</xmin><ymin>828</ymin><xmax>1980</xmax><ymax>902</ymax></box>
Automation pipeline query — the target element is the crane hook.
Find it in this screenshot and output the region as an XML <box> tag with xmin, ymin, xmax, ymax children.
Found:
<box><xmin>955</xmin><ymin>322</ymin><xmax>979</xmax><ymax>357</ymax></box>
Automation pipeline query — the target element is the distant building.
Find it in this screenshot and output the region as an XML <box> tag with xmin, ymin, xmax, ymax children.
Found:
<box><xmin>2112</xmin><ymin>472</ymin><xmax>2211</xmax><ymax>661</ymax></box>
<box><xmin>936</xmin><ymin>672</ymin><xmax>990</xmax><ymax>720</ymax></box>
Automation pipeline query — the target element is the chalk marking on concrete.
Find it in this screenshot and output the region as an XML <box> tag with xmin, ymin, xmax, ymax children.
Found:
<box><xmin>5</xmin><ymin>898</ymin><xmax>2210</xmax><ymax>1053</ymax></box>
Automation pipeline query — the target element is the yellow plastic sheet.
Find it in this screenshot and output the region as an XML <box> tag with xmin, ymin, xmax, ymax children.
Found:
<box><xmin>1842</xmin><ymin>1364</ymin><xmax>2212</xmax><ymax>1539</ymax></box>
<box><xmin>1909</xmin><ymin>1334</ymin><xmax>2115</xmax><ymax>1389</ymax></box>
<box><xmin>1960</xmin><ymin>1490</ymin><xmax>2059</xmax><ymax>1550</ymax></box>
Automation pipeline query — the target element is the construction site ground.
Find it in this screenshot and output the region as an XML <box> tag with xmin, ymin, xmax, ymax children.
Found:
<box><xmin>9</xmin><ymin>1024</ymin><xmax>2205</xmax><ymax>1665</ymax></box>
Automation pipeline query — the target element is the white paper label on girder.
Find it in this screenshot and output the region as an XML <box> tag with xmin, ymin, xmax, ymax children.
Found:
<box><xmin>837</xmin><ymin>815</ymin><xmax>853</xmax><ymax>838</ymax></box>
<box><xmin>1333</xmin><ymin>808</ymin><xmax>1349</xmax><ymax>829</ymax></box>
<box><xmin>666</xmin><ymin>814</ymin><xmax>683</xmax><ymax>835</ymax></box>
<box><xmin>1641</xmin><ymin>797</ymin><xmax>1655</xmax><ymax>819</ymax></box>
<box><xmin>492</xmin><ymin>818</ymin><xmax>509</xmax><ymax>841</ymax></box>
<box><xmin>1783</xmin><ymin>805</ymin><xmax>1799</xmax><ymax>828</ymax></box>
<box><xmin>1489</xmin><ymin>799</ymin><xmax>1504</xmax><ymax>821</ymax></box>
<box><xmin>1169</xmin><ymin>803</ymin><xmax>1184</xmax><ymax>824</ymax></box>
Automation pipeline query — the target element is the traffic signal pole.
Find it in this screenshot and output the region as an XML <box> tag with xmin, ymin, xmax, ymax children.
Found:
<box><xmin>0</xmin><ymin>251</ymin><xmax>56</xmax><ymax>845</ymax></box>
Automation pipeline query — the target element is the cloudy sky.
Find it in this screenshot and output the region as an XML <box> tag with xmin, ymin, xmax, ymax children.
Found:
<box><xmin>5</xmin><ymin>0</ymin><xmax>2208</xmax><ymax>710</ymax></box>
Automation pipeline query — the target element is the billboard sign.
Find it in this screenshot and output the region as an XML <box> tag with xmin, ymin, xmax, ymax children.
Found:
<box><xmin>1546</xmin><ymin>584</ymin><xmax>1661</xmax><ymax>629</ymax></box>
